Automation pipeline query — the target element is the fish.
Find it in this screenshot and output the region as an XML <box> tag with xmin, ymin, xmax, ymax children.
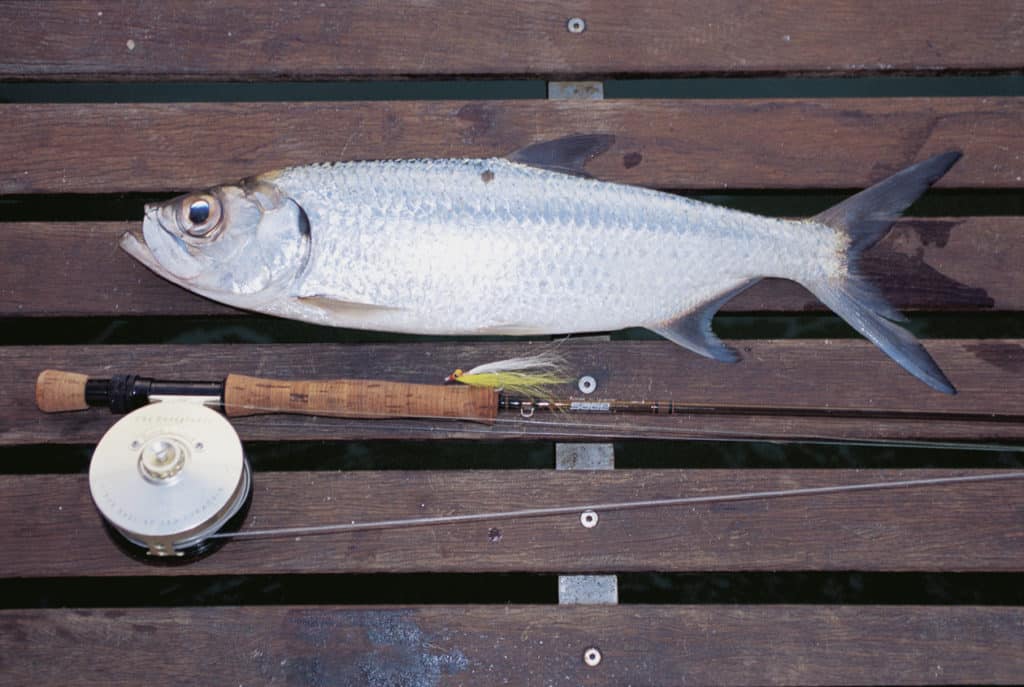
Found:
<box><xmin>121</xmin><ymin>135</ymin><xmax>960</xmax><ymax>393</ymax></box>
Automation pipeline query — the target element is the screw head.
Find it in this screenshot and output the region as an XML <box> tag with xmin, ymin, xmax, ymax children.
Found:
<box><xmin>567</xmin><ymin>17</ymin><xmax>586</xmax><ymax>33</ymax></box>
<box><xmin>580</xmin><ymin>509</ymin><xmax>599</xmax><ymax>528</ymax></box>
<box><xmin>583</xmin><ymin>646</ymin><xmax>602</xmax><ymax>666</ymax></box>
<box><xmin>577</xmin><ymin>375</ymin><xmax>597</xmax><ymax>394</ymax></box>
<box><xmin>137</xmin><ymin>436</ymin><xmax>187</xmax><ymax>483</ymax></box>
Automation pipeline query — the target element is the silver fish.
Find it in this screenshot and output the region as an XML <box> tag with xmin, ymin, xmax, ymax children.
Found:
<box><xmin>121</xmin><ymin>135</ymin><xmax>959</xmax><ymax>393</ymax></box>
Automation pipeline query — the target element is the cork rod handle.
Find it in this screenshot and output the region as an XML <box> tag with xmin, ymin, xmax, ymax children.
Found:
<box><xmin>223</xmin><ymin>374</ymin><xmax>499</xmax><ymax>424</ymax></box>
<box><xmin>36</xmin><ymin>370</ymin><xmax>90</xmax><ymax>412</ymax></box>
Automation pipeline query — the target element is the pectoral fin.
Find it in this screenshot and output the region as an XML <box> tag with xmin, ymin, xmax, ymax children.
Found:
<box><xmin>649</xmin><ymin>280</ymin><xmax>760</xmax><ymax>362</ymax></box>
<box><xmin>297</xmin><ymin>295</ymin><xmax>403</xmax><ymax>317</ymax></box>
<box><xmin>473</xmin><ymin>323</ymin><xmax>549</xmax><ymax>335</ymax></box>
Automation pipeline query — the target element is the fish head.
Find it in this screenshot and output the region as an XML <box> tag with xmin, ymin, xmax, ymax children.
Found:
<box><xmin>121</xmin><ymin>178</ymin><xmax>310</xmax><ymax>301</ymax></box>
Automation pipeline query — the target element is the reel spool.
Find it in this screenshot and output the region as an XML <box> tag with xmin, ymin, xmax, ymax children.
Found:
<box><xmin>89</xmin><ymin>401</ymin><xmax>252</xmax><ymax>561</ymax></box>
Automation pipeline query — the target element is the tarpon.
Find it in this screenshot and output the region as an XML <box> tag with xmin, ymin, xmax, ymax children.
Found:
<box><xmin>121</xmin><ymin>135</ymin><xmax>960</xmax><ymax>393</ymax></box>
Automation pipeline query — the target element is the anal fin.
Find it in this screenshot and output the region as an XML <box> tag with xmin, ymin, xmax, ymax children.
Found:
<box><xmin>649</xmin><ymin>280</ymin><xmax>760</xmax><ymax>362</ymax></box>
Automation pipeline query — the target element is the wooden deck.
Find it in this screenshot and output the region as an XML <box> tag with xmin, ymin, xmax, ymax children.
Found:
<box><xmin>1</xmin><ymin>2</ymin><xmax>1022</xmax><ymax>685</ymax></box>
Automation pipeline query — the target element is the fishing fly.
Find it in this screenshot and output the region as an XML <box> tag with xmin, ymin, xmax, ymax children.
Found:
<box><xmin>445</xmin><ymin>352</ymin><xmax>571</xmax><ymax>400</ymax></box>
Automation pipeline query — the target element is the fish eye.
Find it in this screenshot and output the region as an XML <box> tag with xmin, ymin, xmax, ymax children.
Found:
<box><xmin>178</xmin><ymin>194</ymin><xmax>222</xmax><ymax>238</ymax></box>
<box><xmin>188</xmin><ymin>199</ymin><xmax>210</xmax><ymax>224</ymax></box>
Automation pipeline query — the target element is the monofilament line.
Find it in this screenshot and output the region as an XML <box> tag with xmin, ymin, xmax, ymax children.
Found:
<box><xmin>209</xmin><ymin>471</ymin><xmax>1024</xmax><ymax>542</ymax></box>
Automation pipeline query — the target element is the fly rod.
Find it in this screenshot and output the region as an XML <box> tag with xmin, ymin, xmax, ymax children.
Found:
<box><xmin>35</xmin><ymin>368</ymin><xmax>1024</xmax><ymax>425</ymax></box>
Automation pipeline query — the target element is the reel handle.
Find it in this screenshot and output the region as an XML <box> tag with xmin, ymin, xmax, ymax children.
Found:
<box><xmin>35</xmin><ymin>370</ymin><xmax>90</xmax><ymax>412</ymax></box>
<box><xmin>223</xmin><ymin>374</ymin><xmax>499</xmax><ymax>423</ymax></box>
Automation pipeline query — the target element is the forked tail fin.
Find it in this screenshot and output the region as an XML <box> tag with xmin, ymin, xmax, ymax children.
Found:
<box><xmin>805</xmin><ymin>151</ymin><xmax>962</xmax><ymax>394</ymax></box>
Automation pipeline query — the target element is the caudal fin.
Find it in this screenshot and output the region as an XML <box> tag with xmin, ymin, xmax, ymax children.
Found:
<box><xmin>805</xmin><ymin>151</ymin><xmax>962</xmax><ymax>394</ymax></box>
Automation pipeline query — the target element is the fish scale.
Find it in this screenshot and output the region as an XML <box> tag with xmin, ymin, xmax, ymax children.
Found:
<box><xmin>272</xmin><ymin>157</ymin><xmax>808</xmax><ymax>334</ymax></box>
<box><xmin>122</xmin><ymin>135</ymin><xmax>961</xmax><ymax>393</ymax></box>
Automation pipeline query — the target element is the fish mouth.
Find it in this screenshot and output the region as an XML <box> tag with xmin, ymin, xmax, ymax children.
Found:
<box><xmin>119</xmin><ymin>204</ymin><xmax>162</xmax><ymax>265</ymax></box>
<box><xmin>119</xmin><ymin>226</ymin><xmax>160</xmax><ymax>270</ymax></box>
<box><xmin>119</xmin><ymin>223</ymin><xmax>194</xmax><ymax>283</ymax></box>
<box><xmin>121</xmin><ymin>210</ymin><xmax>209</xmax><ymax>286</ymax></box>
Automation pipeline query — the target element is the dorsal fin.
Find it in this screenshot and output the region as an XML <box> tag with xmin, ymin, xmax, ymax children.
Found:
<box><xmin>506</xmin><ymin>134</ymin><xmax>615</xmax><ymax>177</ymax></box>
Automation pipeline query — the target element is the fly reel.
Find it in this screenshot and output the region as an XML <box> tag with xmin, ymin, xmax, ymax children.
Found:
<box><xmin>89</xmin><ymin>401</ymin><xmax>252</xmax><ymax>561</ymax></box>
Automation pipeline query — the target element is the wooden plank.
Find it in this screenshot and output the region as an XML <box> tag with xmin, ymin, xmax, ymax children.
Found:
<box><xmin>2</xmin><ymin>605</ymin><xmax>1021</xmax><ymax>685</ymax></box>
<box><xmin>1</xmin><ymin>1</ymin><xmax>1020</xmax><ymax>80</ymax></box>
<box><xmin>1</xmin><ymin>98</ymin><xmax>1021</xmax><ymax>194</ymax></box>
<box><xmin>1</xmin><ymin>470</ymin><xmax>1020</xmax><ymax>577</ymax></box>
<box><xmin>2</xmin><ymin>217</ymin><xmax>1015</xmax><ymax>317</ymax></box>
<box><xmin>4</xmin><ymin>341</ymin><xmax>1023</xmax><ymax>445</ymax></box>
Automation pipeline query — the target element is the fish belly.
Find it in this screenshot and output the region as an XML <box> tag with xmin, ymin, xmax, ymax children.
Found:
<box><xmin>272</xmin><ymin>159</ymin><xmax>834</xmax><ymax>334</ymax></box>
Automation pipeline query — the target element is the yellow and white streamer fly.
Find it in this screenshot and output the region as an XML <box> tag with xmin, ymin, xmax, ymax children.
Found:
<box><xmin>445</xmin><ymin>352</ymin><xmax>571</xmax><ymax>399</ymax></box>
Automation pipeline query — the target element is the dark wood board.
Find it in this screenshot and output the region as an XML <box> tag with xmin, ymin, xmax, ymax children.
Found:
<box><xmin>2</xmin><ymin>469</ymin><xmax>1021</xmax><ymax>577</ymax></box>
<box><xmin>2</xmin><ymin>605</ymin><xmax>1022</xmax><ymax>685</ymax></box>
<box><xmin>1</xmin><ymin>1</ymin><xmax>1020</xmax><ymax>80</ymax></box>
<box><xmin>2</xmin><ymin>217</ymin><xmax>1015</xmax><ymax>317</ymax></box>
<box><xmin>4</xmin><ymin>341</ymin><xmax>1023</xmax><ymax>445</ymax></box>
<box><xmin>1</xmin><ymin>98</ymin><xmax>1020</xmax><ymax>194</ymax></box>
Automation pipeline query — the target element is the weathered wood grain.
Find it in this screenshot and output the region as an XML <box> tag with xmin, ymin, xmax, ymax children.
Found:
<box><xmin>4</xmin><ymin>341</ymin><xmax>1023</xmax><ymax>445</ymax></box>
<box><xmin>1</xmin><ymin>218</ymin><xmax>1014</xmax><ymax>317</ymax></box>
<box><xmin>1</xmin><ymin>1</ymin><xmax>1021</xmax><ymax>80</ymax></box>
<box><xmin>2</xmin><ymin>99</ymin><xmax>1020</xmax><ymax>194</ymax></box>
<box><xmin>3</xmin><ymin>4</ymin><xmax>1019</xmax><ymax>682</ymax></box>
<box><xmin>2</xmin><ymin>605</ymin><xmax>1022</xmax><ymax>685</ymax></box>
<box><xmin>1</xmin><ymin>470</ymin><xmax>1020</xmax><ymax>577</ymax></box>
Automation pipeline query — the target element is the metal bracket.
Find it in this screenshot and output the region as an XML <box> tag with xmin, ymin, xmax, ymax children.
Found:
<box><xmin>555</xmin><ymin>443</ymin><xmax>614</xmax><ymax>471</ymax></box>
<box><xmin>547</xmin><ymin>81</ymin><xmax>604</xmax><ymax>100</ymax></box>
<box><xmin>558</xmin><ymin>574</ymin><xmax>618</xmax><ymax>605</ymax></box>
